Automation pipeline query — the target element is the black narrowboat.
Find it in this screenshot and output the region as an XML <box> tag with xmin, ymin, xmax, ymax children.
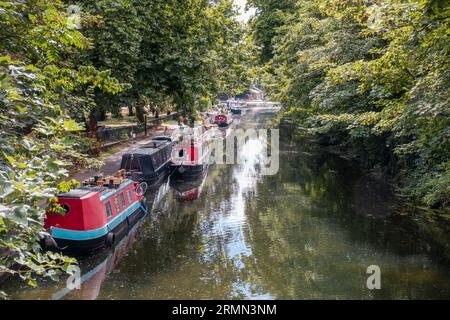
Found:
<box><xmin>120</xmin><ymin>136</ymin><xmax>174</xmax><ymax>186</ymax></box>
<box><xmin>230</xmin><ymin>107</ymin><xmax>242</xmax><ymax>115</ymax></box>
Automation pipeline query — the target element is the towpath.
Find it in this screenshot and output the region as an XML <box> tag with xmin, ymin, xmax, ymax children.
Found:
<box><xmin>73</xmin><ymin>125</ymin><xmax>175</xmax><ymax>182</ymax></box>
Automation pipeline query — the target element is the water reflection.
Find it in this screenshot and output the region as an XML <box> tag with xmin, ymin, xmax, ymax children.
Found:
<box><xmin>52</xmin><ymin>214</ymin><xmax>144</xmax><ymax>300</ymax></box>
<box><xmin>170</xmin><ymin>172</ymin><xmax>208</xmax><ymax>202</ymax></box>
<box><xmin>206</xmin><ymin>134</ymin><xmax>268</xmax><ymax>298</ymax></box>
<box><xmin>4</xmin><ymin>108</ymin><xmax>450</xmax><ymax>299</ymax></box>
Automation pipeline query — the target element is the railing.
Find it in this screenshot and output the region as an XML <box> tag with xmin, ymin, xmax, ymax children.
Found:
<box><xmin>95</xmin><ymin>113</ymin><xmax>177</xmax><ymax>147</ymax></box>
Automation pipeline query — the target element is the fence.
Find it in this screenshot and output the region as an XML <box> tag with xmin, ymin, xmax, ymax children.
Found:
<box><xmin>95</xmin><ymin>113</ymin><xmax>177</xmax><ymax>147</ymax></box>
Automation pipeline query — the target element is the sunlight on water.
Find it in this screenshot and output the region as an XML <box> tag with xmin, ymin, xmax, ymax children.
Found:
<box><xmin>208</xmin><ymin>137</ymin><xmax>265</xmax><ymax>279</ymax></box>
<box><xmin>5</xmin><ymin>108</ymin><xmax>450</xmax><ymax>300</ymax></box>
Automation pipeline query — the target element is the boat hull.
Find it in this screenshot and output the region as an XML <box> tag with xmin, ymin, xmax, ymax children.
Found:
<box><xmin>212</xmin><ymin>113</ymin><xmax>233</xmax><ymax>127</ymax></box>
<box><xmin>171</xmin><ymin>163</ymin><xmax>209</xmax><ymax>181</ymax></box>
<box><xmin>128</xmin><ymin>162</ymin><xmax>172</xmax><ymax>186</ymax></box>
<box><xmin>45</xmin><ymin>203</ymin><xmax>147</xmax><ymax>255</ymax></box>
<box><xmin>216</xmin><ymin>121</ymin><xmax>232</xmax><ymax>127</ymax></box>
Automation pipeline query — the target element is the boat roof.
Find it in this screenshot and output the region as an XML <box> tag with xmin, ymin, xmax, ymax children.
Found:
<box><xmin>57</xmin><ymin>186</ymin><xmax>108</xmax><ymax>199</ymax></box>
<box><xmin>124</xmin><ymin>139</ymin><xmax>172</xmax><ymax>157</ymax></box>
<box><xmin>153</xmin><ymin>135</ymin><xmax>172</xmax><ymax>141</ymax></box>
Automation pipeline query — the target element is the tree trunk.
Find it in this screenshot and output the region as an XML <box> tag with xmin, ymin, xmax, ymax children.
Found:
<box><xmin>98</xmin><ymin>108</ymin><xmax>106</xmax><ymax>121</ymax></box>
<box><xmin>128</xmin><ymin>105</ymin><xmax>134</xmax><ymax>116</ymax></box>
<box><xmin>88</xmin><ymin>108</ymin><xmax>99</xmax><ymax>138</ymax></box>
<box><xmin>136</xmin><ymin>104</ymin><xmax>145</xmax><ymax>123</ymax></box>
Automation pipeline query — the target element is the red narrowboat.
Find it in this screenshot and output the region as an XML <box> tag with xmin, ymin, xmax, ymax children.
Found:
<box><xmin>210</xmin><ymin>111</ymin><xmax>233</xmax><ymax>127</ymax></box>
<box><xmin>44</xmin><ymin>170</ymin><xmax>148</xmax><ymax>252</ymax></box>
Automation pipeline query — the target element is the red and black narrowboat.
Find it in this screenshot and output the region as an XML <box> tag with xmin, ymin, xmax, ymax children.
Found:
<box><xmin>44</xmin><ymin>171</ymin><xmax>148</xmax><ymax>252</ymax></box>
<box><xmin>171</xmin><ymin>125</ymin><xmax>211</xmax><ymax>180</ymax></box>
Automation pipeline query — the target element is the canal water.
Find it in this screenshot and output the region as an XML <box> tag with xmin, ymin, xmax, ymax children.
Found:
<box><xmin>5</xmin><ymin>108</ymin><xmax>450</xmax><ymax>299</ymax></box>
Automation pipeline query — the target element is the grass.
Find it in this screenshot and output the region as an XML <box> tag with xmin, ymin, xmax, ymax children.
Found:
<box><xmin>99</xmin><ymin>112</ymin><xmax>175</xmax><ymax>128</ymax></box>
<box><xmin>98</xmin><ymin>116</ymin><xmax>138</xmax><ymax>127</ymax></box>
<box><xmin>163</xmin><ymin>119</ymin><xmax>178</xmax><ymax>126</ymax></box>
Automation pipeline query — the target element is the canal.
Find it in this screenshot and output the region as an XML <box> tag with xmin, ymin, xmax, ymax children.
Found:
<box><xmin>6</xmin><ymin>108</ymin><xmax>450</xmax><ymax>299</ymax></box>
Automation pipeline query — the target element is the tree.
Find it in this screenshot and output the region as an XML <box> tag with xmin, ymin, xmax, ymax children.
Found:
<box><xmin>251</xmin><ymin>0</ymin><xmax>450</xmax><ymax>209</ymax></box>
<box><xmin>247</xmin><ymin>0</ymin><xmax>298</xmax><ymax>63</ymax></box>
<box><xmin>216</xmin><ymin>28</ymin><xmax>257</xmax><ymax>99</ymax></box>
<box><xmin>0</xmin><ymin>0</ymin><xmax>123</xmax><ymax>294</ymax></box>
<box><xmin>68</xmin><ymin>0</ymin><xmax>252</xmax><ymax>126</ymax></box>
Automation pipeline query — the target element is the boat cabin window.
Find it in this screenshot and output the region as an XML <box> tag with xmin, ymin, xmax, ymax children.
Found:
<box><xmin>126</xmin><ymin>189</ymin><xmax>132</xmax><ymax>204</ymax></box>
<box><xmin>105</xmin><ymin>201</ymin><xmax>113</xmax><ymax>218</ymax></box>
<box><xmin>114</xmin><ymin>197</ymin><xmax>120</xmax><ymax>213</ymax></box>
<box><xmin>62</xmin><ymin>204</ymin><xmax>70</xmax><ymax>215</ymax></box>
<box><xmin>165</xmin><ymin>146</ymin><xmax>171</xmax><ymax>160</ymax></box>
<box><xmin>121</xmin><ymin>155</ymin><xmax>141</xmax><ymax>172</ymax></box>
<box><xmin>120</xmin><ymin>192</ymin><xmax>126</xmax><ymax>209</ymax></box>
<box><xmin>152</xmin><ymin>151</ymin><xmax>163</xmax><ymax>169</ymax></box>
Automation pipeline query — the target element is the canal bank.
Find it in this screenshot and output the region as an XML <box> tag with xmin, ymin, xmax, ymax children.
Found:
<box><xmin>72</xmin><ymin>126</ymin><xmax>175</xmax><ymax>182</ymax></box>
<box><xmin>4</xmin><ymin>108</ymin><xmax>450</xmax><ymax>299</ymax></box>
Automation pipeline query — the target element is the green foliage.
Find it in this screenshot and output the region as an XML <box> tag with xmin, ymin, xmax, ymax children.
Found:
<box><xmin>0</xmin><ymin>0</ymin><xmax>252</xmax><ymax>294</ymax></box>
<box><xmin>215</xmin><ymin>25</ymin><xmax>256</xmax><ymax>99</ymax></box>
<box><xmin>252</xmin><ymin>0</ymin><xmax>449</xmax><ymax>209</ymax></box>
<box><xmin>0</xmin><ymin>0</ymin><xmax>124</xmax><ymax>291</ymax></box>
<box><xmin>247</xmin><ymin>0</ymin><xmax>298</xmax><ymax>63</ymax></box>
<box><xmin>66</xmin><ymin>0</ymin><xmax>253</xmax><ymax>125</ymax></box>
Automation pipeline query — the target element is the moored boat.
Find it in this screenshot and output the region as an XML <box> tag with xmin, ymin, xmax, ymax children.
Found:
<box><xmin>120</xmin><ymin>136</ymin><xmax>174</xmax><ymax>186</ymax></box>
<box><xmin>171</xmin><ymin>125</ymin><xmax>211</xmax><ymax>180</ymax></box>
<box><xmin>50</xmin><ymin>180</ymin><xmax>170</xmax><ymax>300</ymax></box>
<box><xmin>228</xmin><ymin>101</ymin><xmax>246</xmax><ymax>114</ymax></box>
<box><xmin>43</xmin><ymin>171</ymin><xmax>148</xmax><ymax>253</ymax></box>
<box><xmin>212</xmin><ymin>111</ymin><xmax>233</xmax><ymax>127</ymax></box>
<box><xmin>229</xmin><ymin>106</ymin><xmax>242</xmax><ymax>115</ymax></box>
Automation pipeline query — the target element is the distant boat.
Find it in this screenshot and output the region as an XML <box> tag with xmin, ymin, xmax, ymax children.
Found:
<box><xmin>120</xmin><ymin>136</ymin><xmax>174</xmax><ymax>186</ymax></box>
<box><xmin>211</xmin><ymin>110</ymin><xmax>233</xmax><ymax>127</ymax></box>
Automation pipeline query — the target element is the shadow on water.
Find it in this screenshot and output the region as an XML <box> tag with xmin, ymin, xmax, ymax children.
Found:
<box><xmin>245</xmin><ymin>131</ymin><xmax>450</xmax><ymax>299</ymax></box>
<box><xmin>5</xmin><ymin>107</ymin><xmax>450</xmax><ymax>299</ymax></box>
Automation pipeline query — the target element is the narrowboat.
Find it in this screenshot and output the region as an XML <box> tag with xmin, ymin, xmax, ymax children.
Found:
<box><xmin>51</xmin><ymin>181</ymin><xmax>171</xmax><ymax>300</ymax></box>
<box><xmin>43</xmin><ymin>171</ymin><xmax>148</xmax><ymax>253</ymax></box>
<box><xmin>229</xmin><ymin>101</ymin><xmax>246</xmax><ymax>115</ymax></box>
<box><xmin>212</xmin><ymin>111</ymin><xmax>233</xmax><ymax>127</ymax></box>
<box><xmin>208</xmin><ymin>106</ymin><xmax>233</xmax><ymax>127</ymax></box>
<box><xmin>230</xmin><ymin>107</ymin><xmax>242</xmax><ymax>115</ymax></box>
<box><xmin>120</xmin><ymin>136</ymin><xmax>174</xmax><ymax>186</ymax></box>
<box><xmin>171</xmin><ymin>125</ymin><xmax>211</xmax><ymax>180</ymax></box>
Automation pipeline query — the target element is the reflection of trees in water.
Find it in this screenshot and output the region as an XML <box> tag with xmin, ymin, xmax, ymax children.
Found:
<box><xmin>194</xmin><ymin>163</ymin><xmax>265</xmax><ymax>299</ymax></box>
<box><xmin>243</xmin><ymin>139</ymin><xmax>450</xmax><ymax>299</ymax></box>
<box><xmin>242</xmin><ymin>147</ymin><xmax>354</xmax><ymax>298</ymax></box>
<box><xmin>90</xmin><ymin>163</ymin><xmax>251</xmax><ymax>299</ymax></box>
<box><xmin>9</xmin><ymin>112</ymin><xmax>450</xmax><ymax>299</ymax></box>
